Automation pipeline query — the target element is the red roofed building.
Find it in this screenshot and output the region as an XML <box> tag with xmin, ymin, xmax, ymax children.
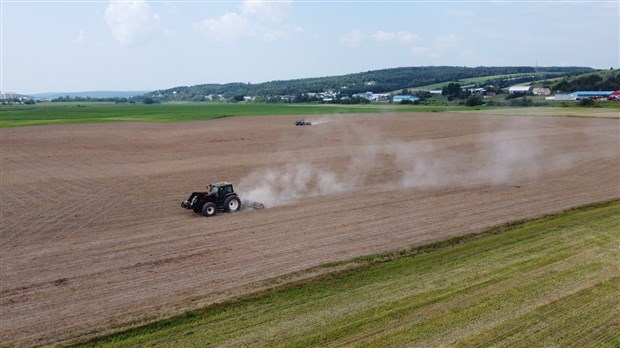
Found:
<box><xmin>608</xmin><ymin>90</ymin><xmax>620</xmax><ymax>101</ymax></box>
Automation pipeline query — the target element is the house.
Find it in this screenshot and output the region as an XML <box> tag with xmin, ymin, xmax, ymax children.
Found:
<box><xmin>484</xmin><ymin>92</ymin><xmax>497</xmax><ymax>98</ymax></box>
<box><xmin>508</xmin><ymin>86</ymin><xmax>532</xmax><ymax>94</ymax></box>
<box><xmin>532</xmin><ymin>88</ymin><xmax>551</xmax><ymax>96</ymax></box>
<box><xmin>468</xmin><ymin>88</ymin><xmax>486</xmax><ymax>94</ymax></box>
<box><xmin>353</xmin><ymin>92</ymin><xmax>375</xmax><ymax>101</ymax></box>
<box><xmin>429</xmin><ymin>90</ymin><xmax>443</xmax><ymax>94</ymax></box>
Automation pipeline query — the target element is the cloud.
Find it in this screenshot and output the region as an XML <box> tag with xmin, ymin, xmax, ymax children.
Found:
<box><xmin>164</xmin><ymin>1</ymin><xmax>177</xmax><ymax>15</ymax></box>
<box><xmin>193</xmin><ymin>0</ymin><xmax>300</xmax><ymax>42</ymax></box>
<box><xmin>340</xmin><ymin>30</ymin><xmax>364</xmax><ymax>47</ymax></box>
<box><xmin>411</xmin><ymin>46</ymin><xmax>430</xmax><ymax>56</ymax></box>
<box><xmin>343</xmin><ymin>29</ymin><xmax>458</xmax><ymax>60</ymax></box>
<box><xmin>104</xmin><ymin>0</ymin><xmax>161</xmax><ymax>46</ymax></box>
<box><xmin>395</xmin><ymin>31</ymin><xmax>422</xmax><ymax>44</ymax></box>
<box><xmin>428</xmin><ymin>34</ymin><xmax>457</xmax><ymax>58</ymax></box>
<box><xmin>370</xmin><ymin>30</ymin><xmax>422</xmax><ymax>44</ymax></box>
<box><xmin>371</xmin><ymin>30</ymin><xmax>394</xmax><ymax>42</ymax></box>
<box><xmin>446</xmin><ymin>8</ymin><xmax>475</xmax><ymax>17</ymax></box>
<box><xmin>74</xmin><ymin>29</ymin><xmax>86</xmax><ymax>44</ymax></box>
<box><xmin>435</xmin><ymin>34</ymin><xmax>457</xmax><ymax>47</ymax></box>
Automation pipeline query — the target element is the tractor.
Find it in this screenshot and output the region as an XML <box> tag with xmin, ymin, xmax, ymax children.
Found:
<box><xmin>181</xmin><ymin>182</ymin><xmax>265</xmax><ymax>217</ymax></box>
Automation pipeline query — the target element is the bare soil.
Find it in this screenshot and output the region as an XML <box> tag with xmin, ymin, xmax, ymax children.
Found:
<box><xmin>1</xmin><ymin>113</ymin><xmax>618</xmax><ymax>346</ymax></box>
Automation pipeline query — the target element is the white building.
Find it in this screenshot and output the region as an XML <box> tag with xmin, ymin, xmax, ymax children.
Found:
<box><xmin>532</xmin><ymin>87</ymin><xmax>551</xmax><ymax>96</ymax></box>
<box><xmin>508</xmin><ymin>86</ymin><xmax>532</xmax><ymax>94</ymax></box>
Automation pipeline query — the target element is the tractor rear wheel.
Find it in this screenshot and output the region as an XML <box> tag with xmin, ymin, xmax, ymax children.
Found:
<box><xmin>224</xmin><ymin>196</ymin><xmax>241</xmax><ymax>212</ymax></box>
<box><xmin>201</xmin><ymin>202</ymin><xmax>217</xmax><ymax>217</ymax></box>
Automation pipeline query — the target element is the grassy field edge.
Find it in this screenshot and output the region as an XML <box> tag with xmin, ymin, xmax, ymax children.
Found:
<box><xmin>72</xmin><ymin>198</ymin><xmax>620</xmax><ymax>347</ymax></box>
<box><xmin>2</xmin><ymin>103</ymin><xmax>618</xmax><ymax>128</ymax></box>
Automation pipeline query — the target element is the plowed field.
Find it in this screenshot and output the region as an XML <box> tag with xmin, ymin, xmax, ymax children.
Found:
<box><xmin>1</xmin><ymin>113</ymin><xmax>618</xmax><ymax>346</ymax></box>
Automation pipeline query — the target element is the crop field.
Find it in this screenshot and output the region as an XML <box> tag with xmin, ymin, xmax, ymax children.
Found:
<box><xmin>466</xmin><ymin>105</ymin><xmax>620</xmax><ymax>118</ymax></box>
<box><xmin>83</xmin><ymin>201</ymin><xmax>620</xmax><ymax>347</ymax></box>
<box><xmin>1</xmin><ymin>103</ymin><xmax>470</xmax><ymax>128</ymax></box>
<box><xmin>409</xmin><ymin>72</ymin><xmax>554</xmax><ymax>90</ymax></box>
<box><xmin>1</xmin><ymin>110</ymin><xmax>619</xmax><ymax>346</ymax></box>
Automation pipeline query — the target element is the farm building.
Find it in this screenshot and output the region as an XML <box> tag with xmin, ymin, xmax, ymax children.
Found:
<box><xmin>508</xmin><ymin>86</ymin><xmax>532</xmax><ymax>94</ymax></box>
<box><xmin>548</xmin><ymin>91</ymin><xmax>616</xmax><ymax>101</ymax></box>
<box><xmin>608</xmin><ymin>90</ymin><xmax>620</xmax><ymax>101</ymax></box>
<box><xmin>573</xmin><ymin>91</ymin><xmax>614</xmax><ymax>98</ymax></box>
<box><xmin>393</xmin><ymin>95</ymin><xmax>420</xmax><ymax>103</ymax></box>
<box><xmin>353</xmin><ymin>92</ymin><xmax>375</xmax><ymax>101</ymax></box>
<box><xmin>467</xmin><ymin>88</ymin><xmax>486</xmax><ymax>94</ymax></box>
<box><xmin>532</xmin><ymin>87</ymin><xmax>551</xmax><ymax>96</ymax></box>
<box><xmin>547</xmin><ymin>94</ymin><xmax>575</xmax><ymax>101</ymax></box>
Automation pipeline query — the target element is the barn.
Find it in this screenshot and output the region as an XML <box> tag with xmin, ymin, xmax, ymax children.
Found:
<box><xmin>508</xmin><ymin>85</ymin><xmax>532</xmax><ymax>94</ymax></box>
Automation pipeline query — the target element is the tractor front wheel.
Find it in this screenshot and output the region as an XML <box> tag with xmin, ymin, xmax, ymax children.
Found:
<box><xmin>202</xmin><ymin>202</ymin><xmax>217</xmax><ymax>217</ymax></box>
<box><xmin>224</xmin><ymin>196</ymin><xmax>241</xmax><ymax>212</ymax></box>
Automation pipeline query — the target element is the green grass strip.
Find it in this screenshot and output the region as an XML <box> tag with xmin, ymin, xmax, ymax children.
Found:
<box><xmin>0</xmin><ymin>103</ymin><xmax>473</xmax><ymax>128</ymax></box>
<box><xmin>76</xmin><ymin>200</ymin><xmax>620</xmax><ymax>347</ymax></box>
<box><xmin>3</xmin><ymin>102</ymin><xmax>617</xmax><ymax>128</ymax></box>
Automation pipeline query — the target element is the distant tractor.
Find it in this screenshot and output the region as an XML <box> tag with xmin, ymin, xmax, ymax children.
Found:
<box><xmin>181</xmin><ymin>182</ymin><xmax>264</xmax><ymax>217</ymax></box>
<box><xmin>295</xmin><ymin>120</ymin><xmax>312</xmax><ymax>126</ymax></box>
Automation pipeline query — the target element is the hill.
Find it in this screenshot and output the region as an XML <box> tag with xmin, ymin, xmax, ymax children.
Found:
<box><xmin>548</xmin><ymin>69</ymin><xmax>620</xmax><ymax>92</ymax></box>
<box><xmin>147</xmin><ymin>66</ymin><xmax>591</xmax><ymax>102</ymax></box>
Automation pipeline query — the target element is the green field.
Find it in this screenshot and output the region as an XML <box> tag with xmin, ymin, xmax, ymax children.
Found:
<box><xmin>79</xmin><ymin>201</ymin><xmax>620</xmax><ymax>347</ymax></box>
<box><xmin>0</xmin><ymin>102</ymin><xmax>473</xmax><ymax>128</ymax></box>
<box><xmin>408</xmin><ymin>72</ymin><xmax>552</xmax><ymax>91</ymax></box>
<box><xmin>463</xmin><ymin>105</ymin><xmax>620</xmax><ymax>118</ymax></box>
<box><xmin>2</xmin><ymin>102</ymin><xmax>618</xmax><ymax>128</ymax></box>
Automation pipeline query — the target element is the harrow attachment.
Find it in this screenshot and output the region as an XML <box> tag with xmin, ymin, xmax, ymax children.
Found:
<box><xmin>242</xmin><ymin>199</ymin><xmax>266</xmax><ymax>210</ymax></box>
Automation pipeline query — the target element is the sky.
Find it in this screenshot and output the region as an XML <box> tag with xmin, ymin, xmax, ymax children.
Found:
<box><xmin>2</xmin><ymin>0</ymin><xmax>619</xmax><ymax>94</ymax></box>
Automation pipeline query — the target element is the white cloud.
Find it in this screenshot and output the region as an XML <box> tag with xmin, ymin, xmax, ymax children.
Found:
<box><xmin>371</xmin><ymin>31</ymin><xmax>421</xmax><ymax>44</ymax></box>
<box><xmin>104</xmin><ymin>0</ymin><xmax>161</xmax><ymax>46</ymax></box>
<box><xmin>164</xmin><ymin>1</ymin><xmax>177</xmax><ymax>15</ymax></box>
<box><xmin>411</xmin><ymin>46</ymin><xmax>430</xmax><ymax>56</ymax></box>
<box><xmin>446</xmin><ymin>8</ymin><xmax>475</xmax><ymax>17</ymax></box>
<box><xmin>74</xmin><ymin>29</ymin><xmax>86</xmax><ymax>44</ymax></box>
<box><xmin>241</xmin><ymin>0</ymin><xmax>292</xmax><ymax>22</ymax></box>
<box><xmin>428</xmin><ymin>34</ymin><xmax>457</xmax><ymax>58</ymax></box>
<box><xmin>340</xmin><ymin>30</ymin><xmax>364</xmax><ymax>47</ymax></box>
<box><xmin>395</xmin><ymin>31</ymin><xmax>422</xmax><ymax>44</ymax></box>
<box><xmin>435</xmin><ymin>34</ymin><xmax>457</xmax><ymax>47</ymax></box>
<box><xmin>342</xmin><ymin>29</ymin><xmax>459</xmax><ymax>61</ymax></box>
<box><xmin>371</xmin><ymin>31</ymin><xmax>394</xmax><ymax>42</ymax></box>
<box><xmin>193</xmin><ymin>0</ymin><xmax>299</xmax><ymax>42</ymax></box>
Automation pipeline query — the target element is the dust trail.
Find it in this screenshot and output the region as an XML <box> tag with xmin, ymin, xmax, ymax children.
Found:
<box><xmin>305</xmin><ymin>114</ymin><xmax>345</xmax><ymax>125</ymax></box>
<box><xmin>238</xmin><ymin>118</ymin><xmax>379</xmax><ymax>207</ymax></box>
<box><xmin>238</xmin><ymin>116</ymin><xmax>576</xmax><ymax>208</ymax></box>
<box><xmin>393</xmin><ymin>118</ymin><xmax>574</xmax><ymax>189</ymax></box>
<box><xmin>475</xmin><ymin>117</ymin><xmax>574</xmax><ymax>185</ymax></box>
<box><xmin>238</xmin><ymin>163</ymin><xmax>354</xmax><ymax>207</ymax></box>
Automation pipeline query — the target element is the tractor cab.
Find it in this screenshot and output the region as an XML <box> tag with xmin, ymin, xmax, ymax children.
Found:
<box><xmin>181</xmin><ymin>182</ymin><xmax>241</xmax><ymax>216</ymax></box>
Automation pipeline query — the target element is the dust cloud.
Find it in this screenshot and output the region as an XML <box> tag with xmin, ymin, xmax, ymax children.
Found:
<box><xmin>238</xmin><ymin>116</ymin><xmax>575</xmax><ymax>208</ymax></box>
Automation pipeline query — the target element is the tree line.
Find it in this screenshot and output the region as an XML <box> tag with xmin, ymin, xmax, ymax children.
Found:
<box><xmin>145</xmin><ymin>66</ymin><xmax>591</xmax><ymax>102</ymax></box>
<box><xmin>551</xmin><ymin>71</ymin><xmax>620</xmax><ymax>93</ymax></box>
